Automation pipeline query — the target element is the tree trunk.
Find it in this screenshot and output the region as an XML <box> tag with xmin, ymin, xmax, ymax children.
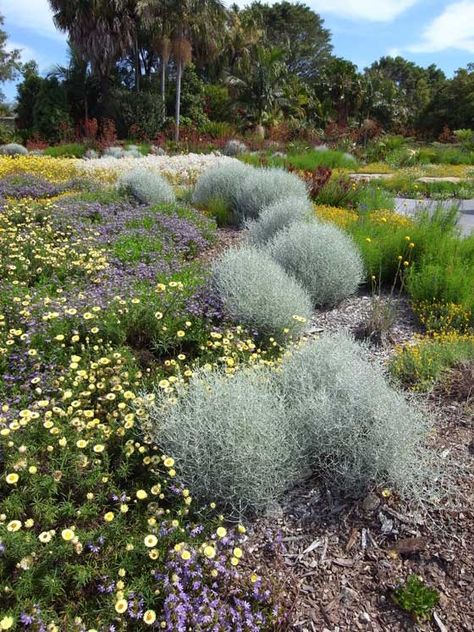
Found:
<box><xmin>161</xmin><ymin>58</ymin><xmax>167</xmax><ymax>117</ymax></box>
<box><xmin>175</xmin><ymin>60</ymin><xmax>183</xmax><ymax>142</ymax></box>
<box><xmin>135</xmin><ymin>34</ymin><xmax>141</xmax><ymax>92</ymax></box>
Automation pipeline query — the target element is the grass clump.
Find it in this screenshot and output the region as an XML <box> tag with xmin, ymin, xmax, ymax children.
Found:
<box><xmin>234</xmin><ymin>167</ymin><xmax>309</xmax><ymax>222</ymax></box>
<box><xmin>118</xmin><ymin>168</ymin><xmax>176</xmax><ymax>205</ymax></box>
<box><xmin>287</xmin><ymin>149</ymin><xmax>358</xmax><ymax>170</ymax></box>
<box><xmin>406</xmin><ymin>230</ymin><xmax>474</xmax><ymax>327</ymax></box>
<box><xmin>246</xmin><ymin>196</ymin><xmax>313</xmax><ymax>246</ymax></box>
<box><xmin>267</xmin><ymin>220</ymin><xmax>364</xmax><ymax>308</ymax></box>
<box><xmin>213</xmin><ymin>246</ymin><xmax>312</xmax><ymax>337</ymax></box>
<box><xmin>44</xmin><ymin>143</ymin><xmax>87</xmax><ymax>158</ymax></box>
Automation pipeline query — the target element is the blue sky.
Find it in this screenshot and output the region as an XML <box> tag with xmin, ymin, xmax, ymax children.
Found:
<box><xmin>2</xmin><ymin>0</ymin><xmax>474</xmax><ymax>102</ymax></box>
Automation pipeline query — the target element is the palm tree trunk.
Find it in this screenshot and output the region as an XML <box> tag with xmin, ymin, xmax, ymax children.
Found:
<box><xmin>135</xmin><ymin>34</ymin><xmax>140</xmax><ymax>92</ymax></box>
<box><xmin>175</xmin><ymin>59</ymin><xmax>183</xmax><ymax>142</ymax></box>
<box><xmin>161</xmin><ymin>58</ymin><xmax>167</xmax><ymax>117</ymax></box>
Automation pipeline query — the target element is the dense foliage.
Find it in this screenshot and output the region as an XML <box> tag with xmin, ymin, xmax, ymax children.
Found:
<box><xmin>2</xmin><ymin>3</ymin><xmax>474</xmax><ymax>143</ymax></box>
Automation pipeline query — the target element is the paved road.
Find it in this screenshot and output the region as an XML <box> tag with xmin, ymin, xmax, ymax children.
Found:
<box><xmin>394</xmin><ymin>198</ymin><xmax>474</xmax><ymax>236</ymax></box>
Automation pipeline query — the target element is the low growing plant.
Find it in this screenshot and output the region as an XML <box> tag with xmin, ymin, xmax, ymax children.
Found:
<box><xmin>392</xmin><ymin>575</ymin><xmax>439</xmax><ymax>622</ymax></box>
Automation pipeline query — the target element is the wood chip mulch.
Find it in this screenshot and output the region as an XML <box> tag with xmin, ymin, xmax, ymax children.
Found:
<box><xmin>200</xmin><ymin>231</ymin><xmax>473</xmax><ymax>631</ymax></box>
<box><xmin>249</xmin><ymin>297</ymin><xmax>473</xmax><ymax>632</ymax></box>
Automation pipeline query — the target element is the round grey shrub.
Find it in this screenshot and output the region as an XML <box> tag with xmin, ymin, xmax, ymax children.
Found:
<box><xmin>213</xmin><ymin>246</ymin><xmax>312</xmax><ymax>336</ymax></box>
<box><xmin>118</xmin><ymin>168</ymin><xmax>176</xmax><ymax>205</ymax></box>
<box><xmin>103</xmin><ymin>146</ymin><xmax>125</xmax><ymax>159</ymax></box>
<box><xmin>123</xmin><ymin>149</ymin><xmax>142</xmax><ymax>159</ymax></box>
<box><xmin>150</xmin><ymin>367</ymin><xmax>298</xmax><ymax>518</ymax></box>
<box><xmin>233</xmin><ymin>167</ymin><xmax>309</xmax><ymax>221</ymax></box>
<box><xmin>83</xmin><ymin>149</ymin><xmax>99</xmax><ymax>160</ymax></box>
<box><xmin>267</xmin><ymin>220</ymin><xmax>364</xmax><ymax>308</ymax></box>
<box><xmin>278</xmin><ymin>334</ymin><xmax>432</xmax><ymax>497</ymax></box>
<box><xmin>150</xmin><ymin>145</ymin><xmax>166</xmax><ymax>156</ymax></box>
<box><xmin>0</xmin><ymin>143</ymin><xmax>28</xmax><ymax>156</ymax></box>
<box><xmin>223</xmin><ymin>139</ymin><xmax>248</xmax><ymax>156</ymax></box>
<box><xmin>191</xmin><ymin>161</ymin><xmax>254</xmax><ymax>217</ymax></box>
<box><xmin>245</xmin><ymin>196</ymin><xmax>314</xmax><ymax>246</ymax></box>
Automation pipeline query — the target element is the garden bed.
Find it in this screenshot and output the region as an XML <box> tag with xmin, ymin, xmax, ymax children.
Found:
<box><xmin>0</xmin><ymin>154</ymin><xmax>473</xmax><ymax>631</ymax></box>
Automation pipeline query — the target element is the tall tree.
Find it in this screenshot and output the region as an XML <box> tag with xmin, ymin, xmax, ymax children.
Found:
<box><xmin>0</xmin><ymin>13</ymin><xmax>21</xmax><ymax>102</ymax></box>
<box><xmin>226</xmin><ymin>46</ymin><xmax>289</xmax><ymax>126</ymax></box>
<box><xmin>163</xmin><ymin>0</ymin><xmax>226</xmax><ymax>141</ymax></box>
<box><xmin>243</xmin><ymin>1</ymin><xmax>332</xmax><ymax>79</ymax></box>
<box><xmin>49</xmin><ymin>0</ymin><xmax>137</xmax><ymax>109</ymax></box>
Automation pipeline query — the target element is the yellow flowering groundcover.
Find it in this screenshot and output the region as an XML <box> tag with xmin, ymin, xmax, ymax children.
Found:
<box><xmin>0</xmin><ymin>160</ymin><xmax>288</xmax><ymax>630</ymax></box>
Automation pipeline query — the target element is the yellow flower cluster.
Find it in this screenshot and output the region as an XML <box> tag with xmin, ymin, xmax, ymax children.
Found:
<box><xmin>367</xmin><ymin>209</ymin><xmax>412</xmax><ymax>228</ymax></box>
<box><xmin>413</xmin><ymin>300</ymin><xmax>472</xmax><ymax>335</ymax></box>
<box><xmin>314</xmin><ymin>204</ymin><xmax>358</xmax><ymax>228</ymax></box>
<box><xmin>0</xmin><ymin>155</ymin><xmax>79</xmax><ymax>182</ymax></box>
<box><xmin>0</xmin><ymin>199</ymin><xmax>109</xmax><ymax>287</ymax></box>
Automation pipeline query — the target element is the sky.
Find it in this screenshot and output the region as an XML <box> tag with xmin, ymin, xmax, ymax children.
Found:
<box><xmin>1</xmin><ymin>0</ymin><xmax>474</xmax><ymax>102</ymax></box>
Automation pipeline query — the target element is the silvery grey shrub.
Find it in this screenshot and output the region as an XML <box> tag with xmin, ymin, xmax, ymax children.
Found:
<box><xmin>278</xmin><ymin>334</ymin><xmax>433</xmax><ymax>497</ymax></box>
<box><xmin>267</xmin><ymin>220</ymin><xmax>364</xmax><ymax>307</ymax></box>
<box><xmin>191</xmin><ymin>161</ymin><xmax>255</xmax><ymax>220</ymax></box>
<box><xmin>118</xmin><ymin>168</ymin><xmax>176</xmax><ymax>205</ymax></box>
<box><xmin>233</xmin><ymin>167</ymin><xmax>309</xmax><ymax>221</ymax></box>
<box><xmin>223</xmin><ymin>139</ymin><xmax>248</xmax><ymax>156</ymax></box>
<box><xmin>151</xmin><ymin>367</ymin><xmax>298</xmax><ymax>518</ymax></box>
<box><xmin>0</xmin><ymin>143</ymin><xmax>28</xmax><ymax>156</ymax></box>
<box><xmin>213</xmin><ymin>246</ymin><xmax>312</xmax><ymax>336</ymax></box>
<box><xmin>147</xmin><ymin>334</ymin><xmax>433</xmax><ymax>516</ymax></box>
<box><xmin>103</xmin><ymin>146</ymin><xmax>125</xmax><ymax>159</ymax></box>
<box><xmin>245</xmin><ymin>196</ymin><xmax>314</xmax><ymax>246</ymax></box>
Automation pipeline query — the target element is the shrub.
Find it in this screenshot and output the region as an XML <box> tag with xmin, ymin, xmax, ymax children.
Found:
<box><xmin>103</xmin><ymin>146</ymin><xmax>125</xmax><ymax>159</ymax></box>
<box><xmin>233</xmin><ymin>167</ymin><xmax>308</xmax><ymax>222</ymax></box>
<box><xmin>191</xmin><ymin>161</ymin><xmax>254</xmax><ymax>224</ymax></box>
<box><xmin>223</xmin><ymin>139</ymin><xmax>248</xmax><ymax>156</ymax></box>
<box><xmin>150</xmin><ymin>367</ymin><xmax>297</xmax><ymax>517</ymax></box>
<box><xmin>278</xmin><ymin>334</ymin><xmax>432</xmax><ymax>496</ymax></box>
<box><xmin>118</xmin><ymin>168</ymin><xmax>176</xmax><ymax>205</ymax></box>
<box><xmin>267</xmin><ymin>220</ymin><xmax>364</xmax><ymax>308</ymax></box>
<box><xmin>212</xmin><ymin>246</ymin><xmax>312</xmax><ymax>336</ymax></box>
<box><xmin>0</xmin><ymin>122</ymin><xmax>15</xmax><ymax>145</ymax></box>
<box><xmin>246</xmin><ymin>196</ymin><xmax>314</xmax><ymax>245</ymax></box>
<box><xmin>0</xmin><ymin>143</ymin><xmax>28</xmax><ymax>156</ymax></box>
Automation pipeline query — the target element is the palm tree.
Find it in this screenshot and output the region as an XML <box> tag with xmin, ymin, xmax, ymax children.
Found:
<box><xmin>140</xmin><ymin>0</ymin><xmax>226</xmax><ymax>141</ymax></box>
<box><xmin>48</xmin><ymin>0</ymin><xmax>136</xmax><ymax>106</ymax></box>
<box><xmin>226</xmin><ymin>46</ymin><xmax>289</xmax><ymax>127</ymax></box>
<box><xmin>137</xmin><ymin>0</ymin><xmax>173</xmax><ymax>114</ymax></box>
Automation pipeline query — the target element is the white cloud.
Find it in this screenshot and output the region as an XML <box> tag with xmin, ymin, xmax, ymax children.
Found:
<box><xmin>6</xmin><ymin>40</ymin><xmax>57</xmax><ymax>71</ymax></box>
<box><xmin>231</xmin><ymin>0</ymin><xmax>419</xmax><ymax>21</ymax></box>
<box><xmin>2</xmin><ymin>0</ymin><xmax>64</xmax><ymax>41</ymax></box>
<box><xmin>407</xmin><ymin>1</ymin><xmax>474</xmax><ymax>53</ymax></box>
